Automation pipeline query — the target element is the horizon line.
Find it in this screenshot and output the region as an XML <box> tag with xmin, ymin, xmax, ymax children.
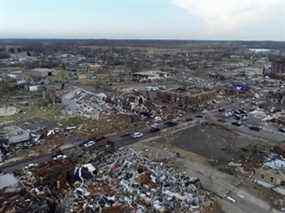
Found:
<box><xmin>0</xmin><ymin>37</ymin><xmax>285</xmax><ymax>42</ymax></box>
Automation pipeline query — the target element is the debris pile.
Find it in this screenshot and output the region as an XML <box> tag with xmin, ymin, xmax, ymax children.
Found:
<box><xmin>0</xmin><ymin>160</ymin><xmax>74</xmax><ymax>212</ymax></box>
<box><xmin>62</xmin><ymin>87</ymin><xmax>111</xmax><ymax>119</ymax></box>
<box><xmin>69</xmin><ymin>148</ymin><xmax>214</xmax><ymax>212</ymax></box>
<box><xmin>115</xmin><ymin>90</ymin><xmax>160</xmax><ymax>118</ymax></box>
<box><xmin>0</xmin><ymin>172</ymin><xmax>63</xmax><ymax>213</ymax></box>
<box><xmin>0</xmin><ymin>148</ymin><xmax>217</xmax><ymax>213</ymax></box>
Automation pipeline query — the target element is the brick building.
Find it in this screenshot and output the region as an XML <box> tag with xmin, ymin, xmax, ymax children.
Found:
<box><xmin>271</xmin><ymin>57</ymin><xmax>285</xmax><ymax>74</ymax></box>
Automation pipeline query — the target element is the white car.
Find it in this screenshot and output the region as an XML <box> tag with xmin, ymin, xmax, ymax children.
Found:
<box><xmin>226</xmin><ymin>196</ymin><xmax>236</xmax><ymax>203</ymax></box>
<box><xmin>25</xmin><ymin>163</ymin><xmax>39</xmax><ymax>170</ymax></box>
<box><xmin>84</xmin><ymin>141</ymin><xmax>96</xmax><ymax>148</ymax></box>
<box><xmin>131</xmin><ymin>132</ymin><xmax>144</xmax><ymax>138</ymax></box>
<box><xmin>154</xmin><ymin>116</ymin><xmax>162</xmax><ymax>122</ymax></box>
<box><xmin>53</xmin><ymin>154</ymin><xmax>67</xmax><ymax>160</ymax></box>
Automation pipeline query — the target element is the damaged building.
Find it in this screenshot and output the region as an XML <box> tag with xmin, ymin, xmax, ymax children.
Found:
<box><xmin>132</xmin><ymin>70</ymin><xmax>171</xmax><ymax>82</ymax></box>
<box><xmin>255</xmin><ymin>157</ymin><xmax>285</xmax><ymax>195</ymax></box>
<box><xmin>266</xmin><ymin>89</ymin><xmax>285</xmax><ymax>106</ymax></box>
<box><xmin>1</xmin><ymin>126</ymin><xmax>31</xmax><ymax>146</ymax></box>
<box><xmin>265</xmin><ymin>57</ymin><xmax>285</xmax><ymax>79</ymax></box>
<box><xmin>61</xmin><ymin>87</ymin><xmax>111</xmax><ymax>119</ymax></box>
<box><xmin>154</xmin><ymin>88</ymin><xmax>221</xmax><ymax>110</ymax></box>
<box><xmin>271</xmin><ymin>57</ymin><xmax>285</xmax><ymax>74</ymax></box>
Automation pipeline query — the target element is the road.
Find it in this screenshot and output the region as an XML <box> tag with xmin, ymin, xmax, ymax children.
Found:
<box><xmin>0</xmin><ymin>119</ymin><xmax>190</xmax><ymax>173</ymax></box>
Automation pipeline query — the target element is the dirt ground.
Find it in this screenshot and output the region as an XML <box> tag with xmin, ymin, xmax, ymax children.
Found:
<box><xmin>168</xmin><ymin>124</ymin><xmax>266</xmax><ymax>162</ymax></box>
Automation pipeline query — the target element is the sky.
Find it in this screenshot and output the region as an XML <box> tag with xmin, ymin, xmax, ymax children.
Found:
<box><xmin>0</xmin><ymin>0</ymin><xmax>284</xmax><ymax>40</ymax></box>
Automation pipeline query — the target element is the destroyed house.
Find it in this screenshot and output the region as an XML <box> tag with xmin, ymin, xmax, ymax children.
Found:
<box><xmin>133</xmin><ymin>70</ymin><xmax>171</xmax><ymax>82</ymax></box>
<box><xmin>62</xmin><ymin>88</ymin><xmax>109</xmax><ymax>119</ymax></box>
<box><xmin>267</xmin><ymin>89</ymin><xmax>285</xmax><ymax>105</ymax></box>
<box><xmin>255</xmin><ymin>158</ymin><xmax>285</xmax><ymax>195</ymax></box>
<box><xmin>1</xmin><ymin>126</ymin><xmax>31</xmax><ymax>145</ymax></box>
<box><xmin>29</xmin><ymin>68</ymin><xmax>55</xmax><ymax>80</ymax></box>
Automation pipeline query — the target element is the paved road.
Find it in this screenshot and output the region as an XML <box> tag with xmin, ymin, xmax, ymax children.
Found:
<box><xmin>0</xmin><ymin>119</ymin><xmax>187</xmax><ymax>173</ymax></box>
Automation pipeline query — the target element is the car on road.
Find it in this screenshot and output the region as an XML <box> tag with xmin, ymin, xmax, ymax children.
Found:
<box><xmin>278</xmin><ymin>128</ymin><xmax>285</xmax><ymax>133</ymax></box>
<box><xmin>217</xmin><ymin>118</ymin><xmax>226</xmax><ymax>123</ymax></box>
<box><xmin>150</xmin><ymin>123</ymin><xmax>161</xmax><ymax>132</ymax></box>
<box><xmin>185</xmin><ymin>117</ymin><xmax>193</xmax><ymax>122</ymax></box>
<box><xmin>233</xmin><ymin>114</ymin><xmax>242</xmax><ymax>120</ymax></box>
<box><xmin>195</xmin><ymin>114</ymin><xmax>204</xmax><ymax>118</ymax></box>
<box><xmin>164</xmin><ymin>121</ymin><xmax>178</xmax><ymax>127</ymax></box>
<box><xmin>25</xmin><ymin>163</ymin><xmax>38</xmax><ymax>170</ymax></box>
<box><xmin>232</xmin><ymin>121</ymin><xmax>242</xmax><ymax>127</ymax></box>
<box><xmin>84</xmin><ymin>140</ymin><xmax>96</xmax><ymax>148</ymax></box>
<box><xmin>131</xmin><ymin>132</ymin><xmax>144</xmax><ymax>138</ymax></box>
<box><xmin>53</xmin><ymin>154</ymin><xmax>67</xmax><ymax>161</ymax></box>
<box><xmin>248</xmin><ymin>126</ymin><xmax>261</xmax><ymax>132</ymax></box>
<box><xmin>218</xmin><ymin>108</ymin><xmax>225</xmax><ymax>112</ymax></box>
<box><xmin>154</xmin><ymin>116</ymin><xmax>162</xmax><ymax>122</ymax></box>
<box><xmin>226</xmin><ymin>196</ymin><xmax>236</xmax><ymax>203</ymax></box>
<box><xmin>150</xmin><ymin>127</ymin><xmax>160</xmax><ymax>133</ymax></box>
<box><xmin>234</xmin><ymin>109</ymin><xmax>247</xmax><ymax>115</ymax></box>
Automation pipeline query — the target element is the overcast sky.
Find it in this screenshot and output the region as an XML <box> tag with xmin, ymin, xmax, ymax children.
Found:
<box><xmin>0</xmin><ymin>0</ymin><xmax>284</xmax><ymax>40</ymax></box>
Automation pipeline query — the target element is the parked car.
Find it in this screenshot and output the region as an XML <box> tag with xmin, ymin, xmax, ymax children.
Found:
<box><xmin>25</xmin><ymin>163</ymin><xmax>38</xmax><ymax>170</ymax></box>
<box><xmin>131</xmin><ymin>132</ymin><xmax>144</xmax><ymax>138</ymax></box>
<box><xmin>84</xmin><ymin>140</ymin><xmax>96</xmax><ymax>148</ymax></box>
<box><xmin>248</xmin><ymin>126</ymin><xmax>261</xmax><ymax>132</ymax></box>
<box><xmin>164</xmin><ymin>121</ymin><xmax>178</xmax><ymax>127</ymax></box>
<box><xmin>53</xmin><ymin>154</ymin><xmax>67</xmax><ymax>160</ymax></box>
<box><xmin>150</xmin><ymin>123</ymin><xmax>161</xmax><ymax>132</ymax></box>
<box><xmin>154</xmin><ymin>116</ymin><xmax>162</xmax><ymax>122</ymax></box>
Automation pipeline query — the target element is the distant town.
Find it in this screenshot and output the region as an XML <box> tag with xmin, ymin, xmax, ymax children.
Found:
<box><xmin>0</xmin><ymin>39</ymin><xmax>285</xmax><ymax>213</ymax></box>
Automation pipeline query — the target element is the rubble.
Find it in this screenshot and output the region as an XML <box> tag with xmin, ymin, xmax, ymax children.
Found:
<box><xmin>1</xmin><ymin>126</ymin><xmax>31</xmax><ymax>145</ymax></box>
<box><xmin>62</xmin><ymin>87</ymin><xmax>111</xmax><ymax>119</ymax></box>
<box><xmin>67</xmin><ymin>148</ymin><xmax>214</xmax><ymax>213</ymax></box>
<box><xmin>1</xmin><ymin>148</ymin><xmax>216</xmax><ymax>213</ymax></box>
<box><xmin>255</xmin><ymin>155</ymin><xmax>285</xmax><ymax>199</ymax></box>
